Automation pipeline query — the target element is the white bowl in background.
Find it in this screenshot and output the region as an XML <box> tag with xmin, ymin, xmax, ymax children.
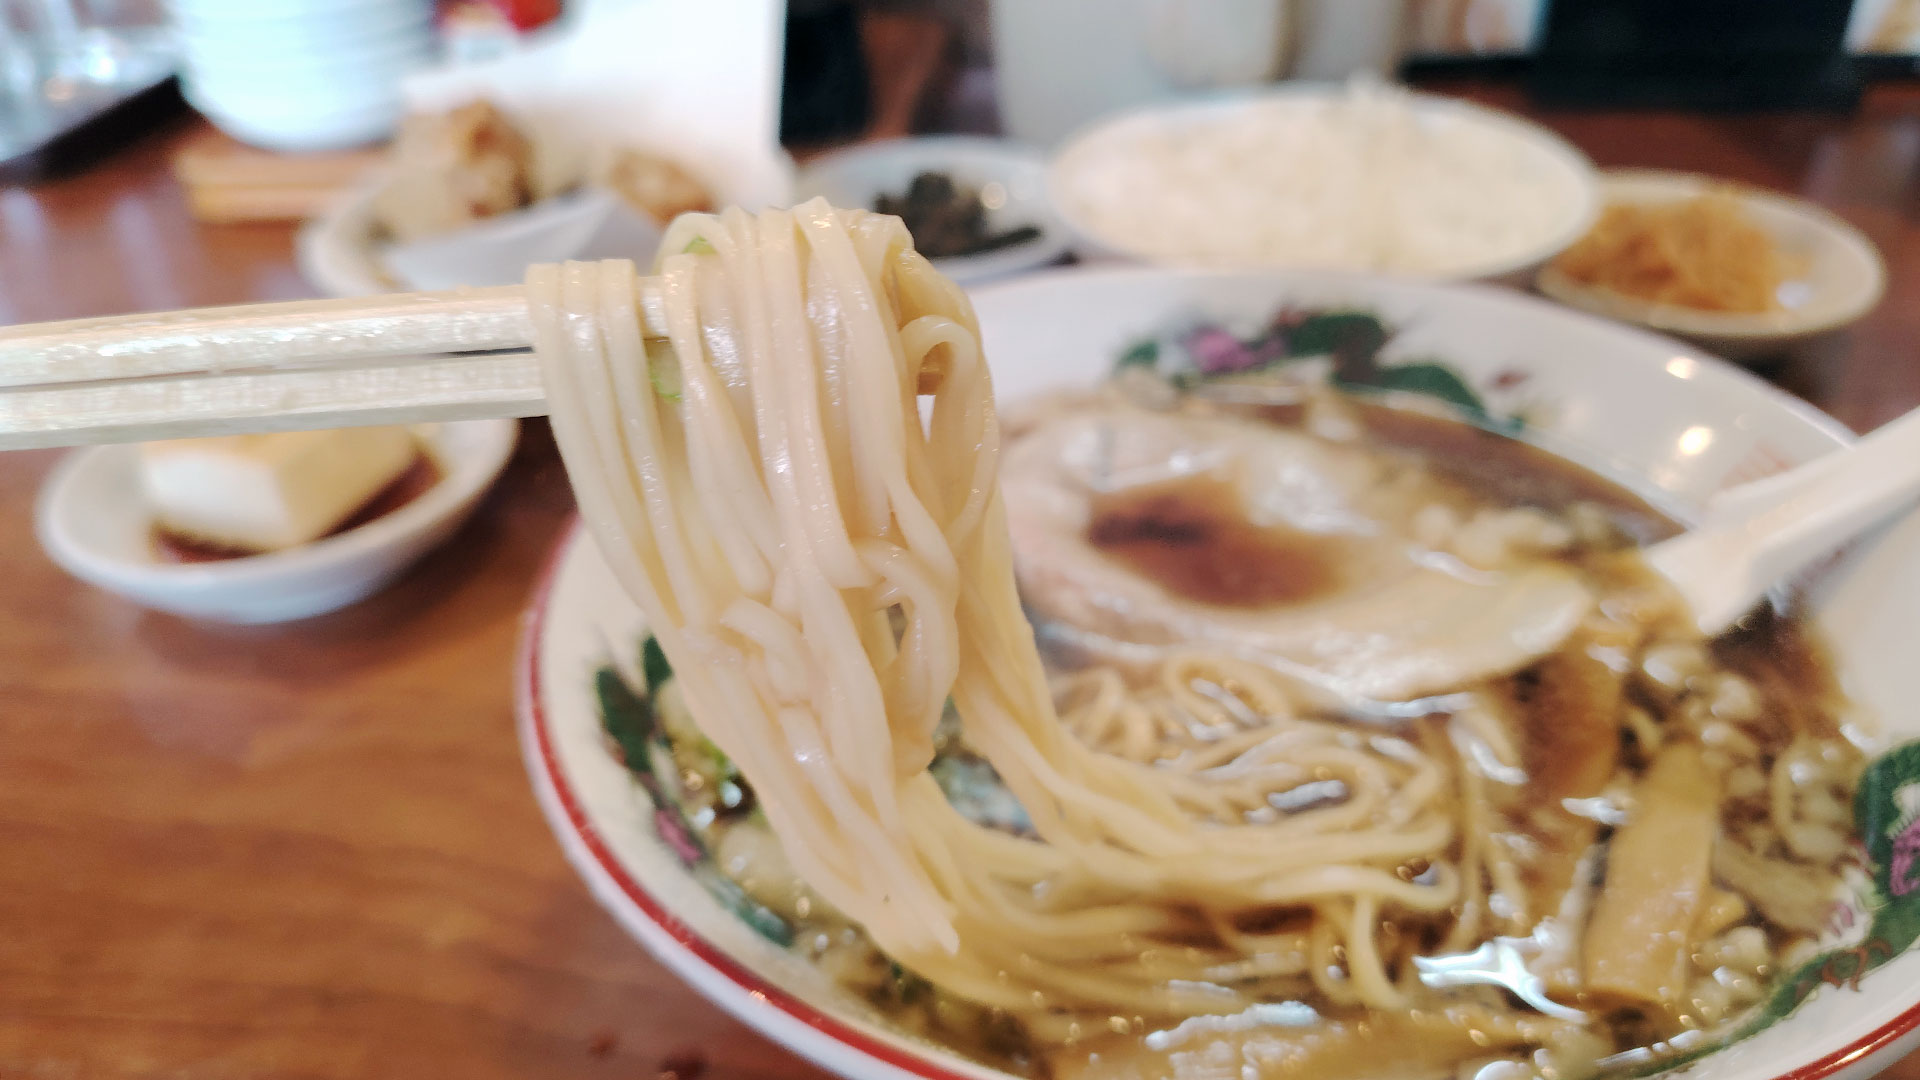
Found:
<box><xmin>795</xmin><ymin>136</ymin><xmax>1069</xmax><ymax>284</ymax></box>
<box><xmin>1047</xmin><ymin>86</ymin><xmax>1599</xmax><ymax>283</ymax></box>
<box><xmin>171</xmin><ymin>3</ymin><xmax>430</xmax><ymax>38</ymax></box>
<box><xmin>518</xmin><ymin>266</ymin><xmax>1920</xmax><ymax>1080</ymax></box>
<box><xmin>181</xmin><ymin>32</ymin><xmax>434</xmax><ymax>77</ymax></box>
<box><xmin>1535</xmin><ymin>169</ymin><xmax>1888</xmax><ymax>362</ymax></box>
<box><xmin>184</xmin><ymin>92</ymin><xmax>403</xmax><ymax>152</ymax></box>
<box><xmin>184</xmin><ymin>73</ymin><xmax>428</xmax><ymax>118</ymax></box>
<box><xmin>171</xmin><ymin>0</ymin><xmax>434</xmax><ymax>151</ymax></box>
<box><xmin>183</xmin><ymin>81</ymin><xmax>406</xmax><ymax>121</ymax></box>
<box><xmin>172</xmin><ymin>9</ymin><xmax>432</xmax><ymax>51</ymax></box>
<box><xmin>37</xmin><ymin>419</ymin><xmax>517</xmax><ymax>624</ymax></box>
<box><xmin>162</xmin><ymin>0</ymin><xmax>430</xmax><ymax>22</ymax></box>
<box><xmin>185</xmin><ymin>60</ymin><xmax>432</xmax><ymax>112</ymax></box>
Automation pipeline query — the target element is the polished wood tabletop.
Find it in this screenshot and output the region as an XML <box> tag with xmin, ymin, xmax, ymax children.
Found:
<box><xmin>3</xmin><ymin>79</ymin><xmax>1920</xmax><ymax>1080</ymax></box>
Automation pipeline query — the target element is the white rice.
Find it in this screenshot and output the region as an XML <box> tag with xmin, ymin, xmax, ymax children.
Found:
<box><xmin>1052</xmin><ymin>84</ymin><xmax>1592</xmax><ymax>277</ymax></box>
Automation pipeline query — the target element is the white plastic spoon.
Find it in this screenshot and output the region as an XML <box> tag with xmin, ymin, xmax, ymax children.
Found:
<box><xmin>1649</xmin><ymin>407</ymin><xmax>1920</xmax><ymax>635</ymax></box>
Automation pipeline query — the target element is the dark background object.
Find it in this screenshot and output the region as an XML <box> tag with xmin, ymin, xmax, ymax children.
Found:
<box><xmin>0</xmin><ymin>76</ymin><xmax>186</xmax><ymax>184</ymax></box>
<box><xmin>1530</xmin><ymin>0</ymin><xmax>1862</xmax><ymax>109</ymax></box>
<box><xmin>781</xmin><ymin>0</ymin><xmax>872</xmax><ymax>144</ymax></box>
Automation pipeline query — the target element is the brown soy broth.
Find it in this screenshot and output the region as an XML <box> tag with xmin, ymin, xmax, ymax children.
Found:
<box><xmin>1712</xmin><ymin>604</ymin><xmax>1849</xmax><ymax>742</ymax></box>
<box><xmin>1080</xmin><ymin>397</ymin><xmax>1678</xmax><ymax>613</ymax></box>
<box><xmin>1085</xmin><ymin>475</ymin><xmax>1346</xmax><ymax>608</ymax></box>
<box><xmin>152</xmin><ymin>451</ymin><xmax>442</xmax><ymax>563</ymax></box>
<box><xmin>1393</xmin><ymin>403</ymin><xmax>1856</xmax><ymax>752</ymax></box>
<box><xmin>827</xmin><ymin>395</ymin><xmax>1860</xmax><ymax>1080</ymax></box>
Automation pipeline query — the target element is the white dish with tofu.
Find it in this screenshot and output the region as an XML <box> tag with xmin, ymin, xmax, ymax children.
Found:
<box><xmin>36</xmin><ymin>418</ymin><xmax>516</xmax><ymax>623</ymax></box>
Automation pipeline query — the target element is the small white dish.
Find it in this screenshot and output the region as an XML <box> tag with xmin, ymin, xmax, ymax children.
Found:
<box><xmin>379</xmin><ymin>188</ymin><xmax>665</xmax><ymax>291</ymax></box>
<box><xmin>794</xmin><ymin>136</ymin><xmax>1069</xmax><ymax>284</ymax></box>
<box><xmin>299</xmin><ymin>149</ymin><xmax>796</xmax><ymax>296</ymax></box>
<box><xmin>297</xmin><ymin>179</ymin><xmax>393</xmax><ymax>296</ymax></box>
<box><xmin>36</xmin><ymin>419</ymin><xmax>517</xmax><ymax>624</ymax></box>
<box><xmin>1536</xmin><ymin>169</ymin><xmax>1888</xmax><ymax>361</ymax></box>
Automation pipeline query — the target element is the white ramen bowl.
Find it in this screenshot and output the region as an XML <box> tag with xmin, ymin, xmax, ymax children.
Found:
<box><xmin>518</xmin><ymin>267</ymin><xmax>1920</xmax><ymax>1080</ymax></box>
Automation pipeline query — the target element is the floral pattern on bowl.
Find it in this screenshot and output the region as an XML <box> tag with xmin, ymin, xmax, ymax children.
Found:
<box><xmin>1114</xmin><ymin>305</ymin><xmax>1537</xmax><ymax>430</ymax></box>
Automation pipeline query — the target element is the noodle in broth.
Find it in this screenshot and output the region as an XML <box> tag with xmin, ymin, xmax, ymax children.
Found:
<box><xmin>531</xmin><ymin>200</ymin><xmax>1863</xmax><ymax>1079</ymax></box>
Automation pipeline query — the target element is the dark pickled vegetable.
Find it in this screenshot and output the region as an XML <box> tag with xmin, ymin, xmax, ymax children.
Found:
<box><xmin>873</xmin><ymin>172</ymin><xmax>1041</xmax><ymax>258</ymax></box>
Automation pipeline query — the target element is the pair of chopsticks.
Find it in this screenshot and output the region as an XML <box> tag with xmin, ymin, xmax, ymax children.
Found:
<box><xmin>0</xmin><ymin>281</ymin><xmax>672</xmax><ymax>449</ymax></box>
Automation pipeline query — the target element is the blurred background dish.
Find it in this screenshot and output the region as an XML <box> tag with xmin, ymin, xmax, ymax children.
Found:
<box><xmin>989</xmin><ymin>0</ymin><xmax>1297</xmax><ymax>147</ymax></box>
<box><xmin>795</xmin><ymin>135</ymin><xmax>1067</xmax><ymax>284</ymax></box>
<box><xmin>294</xmin><ymin>1</ymin><xmax>792</xmax><ymax>295</ymax></box>
<box><xmin>1046</xmin><ymin>83</ymin><xmax>1597</xmax><ymax>281</ymax></box>
<box><xmin>297</xmin><ymin>97</ymin><xmax>790</xmax><ymax>294</ymax></box>
<box><xmin>35</xmin><ymin>419</ymin><xmax>517</xmax><ymax>623</ymax></box>
<box><xmin>1537</xmin><ymin>169</ymin><xmax>1887</xmax><ymax>362</ymax></box>
<box><xmin>168</xmin><ymin>0</ymin><xmax>437</xmax><ymax>152</ymax></box>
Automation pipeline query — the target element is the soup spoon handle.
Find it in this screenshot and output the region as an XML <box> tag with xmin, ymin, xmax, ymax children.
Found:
<box><xmin>1649</xmin><ymin>407</ymin><xmax>1920</xmax><ymax>635</ymax></box>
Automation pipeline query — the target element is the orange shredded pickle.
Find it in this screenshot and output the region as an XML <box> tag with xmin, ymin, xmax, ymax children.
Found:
<box><xmin>1554</xmin><ymin>191</ymin><xmax>1789</xmax><ymax>313</ymax></box>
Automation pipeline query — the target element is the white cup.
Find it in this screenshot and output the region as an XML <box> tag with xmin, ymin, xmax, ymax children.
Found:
<box><xmin>1288</xmin><ymin>0</ymin><xmax>1411</xmax><ymax>81</ymax></box>
<box><xmin>990</xmin><ymin>0</ymin><xmax>1291</xmax><ymax>147</ymax></box>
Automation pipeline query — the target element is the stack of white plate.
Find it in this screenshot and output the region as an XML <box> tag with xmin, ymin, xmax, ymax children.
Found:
<box><xmin>168</xmin><ymin>0</ymin><xmax>437</xmax><ymax>152</ymax></box>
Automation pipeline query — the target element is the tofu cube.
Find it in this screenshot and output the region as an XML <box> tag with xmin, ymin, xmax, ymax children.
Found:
<box><xmin>137</xmin><ymin>426</ymin><xmax>418</xmax><ymax>552</ymax></box>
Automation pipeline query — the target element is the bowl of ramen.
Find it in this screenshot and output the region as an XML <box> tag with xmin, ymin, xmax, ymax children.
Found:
<box><xmin>1536</xmin><ymin>170</ymin><xmax>1886</xmax><ymax>362</ymax></box>
<box><xmin>517</xmin><ymin>241</ymin><xmax>1920</xmax><ymax>1080</ymax></box>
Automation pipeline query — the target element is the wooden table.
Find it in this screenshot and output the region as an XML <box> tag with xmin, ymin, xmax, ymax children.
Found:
<box><xmin>3</xmin><ymin>82</ymin><xmax>1920</xmax><ymax>1080</ymax></box>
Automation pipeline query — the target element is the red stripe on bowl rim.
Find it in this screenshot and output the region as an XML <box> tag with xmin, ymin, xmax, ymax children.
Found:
<box><xmin>515</xmin><ymin>520</ymin><xmax>1920</xmax><ymax>1080</ymax></box>
<box><xmin>516</xmin><ymin>521</ymin><xmax>983</xmax><ymax>1080</ymax></box>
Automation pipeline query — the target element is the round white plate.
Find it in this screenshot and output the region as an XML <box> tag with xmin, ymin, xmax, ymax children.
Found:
<box><xmin>519</xmin><ymin>267</ymin><xmax>1920</xmax><ymax>1080</ymax></box>
<box><xmin>1536</xmin><ymin>169</ymin><xmax>1888</xmax><ymax>361</ymax></box>
<box><xmin>796</xmin><ymin>136</ymin><xmax>1070</xmax><ymax>285</ymax></box>
<box><xmin>39</xmin><ymin>419</ymin><xmax>517</xmax><ymax>623</ymax></box>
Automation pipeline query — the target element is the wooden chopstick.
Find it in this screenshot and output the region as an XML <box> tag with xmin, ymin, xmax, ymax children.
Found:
<box><xmin>0</xmin><ymin>273</ymin><xmax>947</xmax><ymax>450</ymax></box>
<box><xmin>0</xmin><ymin>279</ymin><xmax>672</xmax><ymax>449</ymax></box>
<box><xmin>0</xmin><ymin>283</ymin><xmax>672</xmax><ymax>389</ymax></box>
<box><xmin>0</xmin><ymin>353</ymin><xmax>546</xmax><ymax>450</ymax></box>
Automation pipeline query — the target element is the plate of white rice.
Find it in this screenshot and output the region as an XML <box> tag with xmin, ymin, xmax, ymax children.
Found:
<box><xmin>1047</xmin><ymin>83</ymin><xmax>1599</xmax><ymax>282</ymax></box>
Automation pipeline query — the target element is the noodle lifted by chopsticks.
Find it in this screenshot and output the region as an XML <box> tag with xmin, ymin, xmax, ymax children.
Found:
<box><xmin>529</xmin><ymin>200</ymin><xmax>1485</xmax><ymax>1026</ymax></box>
